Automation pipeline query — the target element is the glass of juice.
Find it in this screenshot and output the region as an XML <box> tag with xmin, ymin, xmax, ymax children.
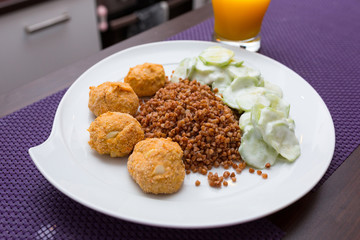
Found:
<box><xmin>212</xmin><ymin>0</ymin><xmax>271</xmax><ymax>52</ymax></box>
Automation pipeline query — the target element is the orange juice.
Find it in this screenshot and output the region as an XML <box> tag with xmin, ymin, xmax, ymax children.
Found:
<box><xmin>212</xmin><ymin>0</ymin><xmax>271</xmax><ymax>41</ymax></box>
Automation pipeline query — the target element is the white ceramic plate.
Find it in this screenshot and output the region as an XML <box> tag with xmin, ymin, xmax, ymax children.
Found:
<box><xmin>29</xmin><ymin>41</ymin><xmax>335</xmax><ymax>228</ymax></box>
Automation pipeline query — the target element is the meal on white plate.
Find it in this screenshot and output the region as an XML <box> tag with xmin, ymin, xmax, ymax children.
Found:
<box><xmin>86</xmin><ymin>46</ymin><xmax>301</xmax><ymax>194</ymax></box>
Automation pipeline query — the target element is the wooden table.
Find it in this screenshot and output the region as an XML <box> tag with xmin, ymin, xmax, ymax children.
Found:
<box><xmin>1</xmin><ymin>4</ymin><xmax>359</xmax><ymax>239</ymax></box>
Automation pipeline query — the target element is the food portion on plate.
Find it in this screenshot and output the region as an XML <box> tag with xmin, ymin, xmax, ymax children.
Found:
<box><xmin>88</xmin><ymin>112</ymin><xmax>144</xmax><ymax>157</ymax></box>
<box><xmin>124</xmin><ymin>62</ymin><xmax>166</xmax><ymax>97</ymax></box>
<box><xmin>171</xmin><ymin>46</ymin><xmax>301</xmax><ymax>169</ymax></box>
<box><xmin>88</xmin><ymin>82</ymin><xmax>139</xmax><ymax>117</ymax></box>
<box><xmin>86</xmin><ymin>46</ymin><xmax>301</xmax><ymax>194</ymax></box>
<box><xmin>87</xmin><ymin>63</ymin><xmax>186</xmax><ymax>194</ymax></box>
<box><xmin>128</xmin><ymin>138</ymin><xmax>185</xmax><ymax>194</ymax></box>
<box><xmin>136</xmin><ymin>79</ymin><xmax>243</xmax><ymax>175</ymax></box>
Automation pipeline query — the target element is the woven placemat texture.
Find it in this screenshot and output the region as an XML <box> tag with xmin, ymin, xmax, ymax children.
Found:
<box><xmin>0</xmin><ymin>90</ymin><xmax>284</xmax><ymax>239</ymax></box>
<box><xmin>1</xmin><ymin>0</ymin><xmax>359</xmax><ymax>239</ymax></box>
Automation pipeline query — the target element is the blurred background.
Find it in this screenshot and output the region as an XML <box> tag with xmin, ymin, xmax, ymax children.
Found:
<box><xmin>0</xmin><ymin>0</ymin><xmax>210</xmax><ymax>99</ymax></box>
<box><xmin>97</xmin><ymin>0</ymin><xmax>211</xmax><ymax>48</ymax></box>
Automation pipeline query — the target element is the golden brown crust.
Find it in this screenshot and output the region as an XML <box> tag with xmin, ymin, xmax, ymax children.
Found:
<box><xmin>127</xmin><ymin>138</ymin><xmax>185</xmax><ymax>194</ymax></box>
<box><xmin>88</xmin><ymin>112</ymin><xmax>144</xmax><ymax>157</ymax></box>
<box><xmin>88</xmin><ymin>82</ymin><xmax>139</xmax><ymax>117</ymax></box>
<box><xmin>124</xmin><ymin>63</ymin><xmax>166</xmax><ymax>97</ymax></box>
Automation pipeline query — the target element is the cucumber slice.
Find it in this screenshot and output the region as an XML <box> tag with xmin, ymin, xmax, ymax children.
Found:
<box><xmin>211</xmin><ymin>73</ymin><xmax>232</xmax><ymax>94</ymax></box>
<box><xmin>191</xmin><ymin>72</ymin><xmax>213</xmax><ymax>85</ymax></box>
<box><xmin>231</xmin><ymin>76</ymin><xmax>260</xmax><ymax>90</ymax></box>
<box><xmin>171</xmin><ymin>57</ymin><xmax>197</xmax><ymax>82</ymax></box>
<box><xmin>226</xmin><ymin>65</ymin><xmax>264</xmax><ymax>87</ymax></box>
<box><xmin>199</xmin><ymin>46</ymin><xmax>234</xmax><ymax>67</ymax></box>
<box><xmin>253</xmin><ymin>105</ymin><xmax>286</xmax><ymax>131</ymax></box>
<box><xmin>195</xmin><ymin>57</ymin><xmax>219</xmax><ymax>73</ymax></box>
<box><xmin>192</xmin><ymin>68</ymin><xmax>228</xmax><ymax>86</ymax></box>
<box><xmin>226</xmin><ymin>65</ymin><xmax>248</xmax><ymax>79</ymax></box>
<box><xmin>229</xmin><ymin>57</ymin><xmax>244</xmax><ymax>67</ymax></box>
<box><xmin>226</xmin><ymin>65</ymin><xmax>261</xmax><ymax>78</ymax></box>
<box><xmin>239</xmin><ymin>112</ymin><xmax>251</xmax><ymax>131</ymax></box>
<box><xmin>263</xmin><ymin>120</ymin><xmax>301</xmax><ymax>161</ymax></box>
<box><xmin>264</xmin><ymin>80</ymin><xmax>283</xmax><ymax>97</ymax></box>
<box><xmin>250</xmin><ymin>103</ymin><xmax>265</xmax><ymax>129</ymax></box>
<box><xmin>247</xmin><ymin>67</ymin><xmax>263</xmax><ymax>81</ymax></box>
<box><xmin>239</xmin><ymin>126</ymin><xmax>278</xmax><ymax>169</ymax></box>
<box><xmin>191</xmin><ymin>57</ymin><xmax>222</xmax><ymax>85</ymax></box>
<box><xmin>251</xmin><ymin>105</ymin><xmax>300</xmax><ymax>162</ymax></box>
<box><xmin>235</xmin><ymin>88</ymin><xmax>271</xmax><ymax>111</ymax></box>
<box><xmin>221</xmin><ymin>74</ymin><xmax>267</xmax><ymax>111</ymax></box>
<box><xmin>222</xmin><ymin>92</ymin><xmax>239</xmax><ymax>109</ymax></box>
<box><xmin>286</xmin><ymin>118</ymin><xmax>295</xmax><ymax>130</ymax></box>
<box><xmin>265</xmin><ymin>93</ymin><xmax>290</xmax><ymax>117</ymax></box>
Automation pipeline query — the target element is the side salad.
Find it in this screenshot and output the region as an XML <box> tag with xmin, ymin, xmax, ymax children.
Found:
<box><xmin>171</xmin><ymin>46</ymin><xmax>300</xmax><ymax>169</ymax></box>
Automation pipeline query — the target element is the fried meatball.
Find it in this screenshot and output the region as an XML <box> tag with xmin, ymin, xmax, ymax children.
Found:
<box><xmin>128</xmin><ymin>138</ymin><xmax>185</xmax><ymax>194</ymax></box>
<box><xmin>124</xmin><ymin>63</ymin><xmax>166</xmax><ymax>97</ymax></box>
<box><xmin>88</xmin><ymin>82</ymin><xmax>139</xmax><ymax>117</ymax></box>
<box><xmin>88</xmin><ymin>112</ymin><xmax>144</xmax><ymax>157</ymax></box>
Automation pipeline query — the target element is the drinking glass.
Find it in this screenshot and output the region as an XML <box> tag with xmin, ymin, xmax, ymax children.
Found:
<box><xmin>212</xmin><ymin>0</ymin><xmax>271</xmax><ymax>52</ymax></box>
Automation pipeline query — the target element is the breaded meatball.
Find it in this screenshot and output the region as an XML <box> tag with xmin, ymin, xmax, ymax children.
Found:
<box><xmin>124</xmin><ymin>63</ymin><xmax>166</xmax><ymax>97</ymax></box>
<box><xmin>88</xmin><ymin>112</ymin><xmax>144</xmax><ymax>157</ymax></box>
<box><xmin>88</xmin><ymin>82</ymin><xmax>139</xmax><ymax>117</ymax></box>
<box><xmin>128</xmin><ymin>138</ymin><xmax>185</xmax><ymax>194</ymax></box>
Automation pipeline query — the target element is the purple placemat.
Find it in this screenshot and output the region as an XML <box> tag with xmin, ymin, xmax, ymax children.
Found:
<box><xmin>0</xmin><ymin>90</ymin><xmax>283</xmax><ymax>239</ymax></box>
<box><xmin>1</xmin><ymin>0</ymin><xmax>359</xmax><ymax>239</ymax></box>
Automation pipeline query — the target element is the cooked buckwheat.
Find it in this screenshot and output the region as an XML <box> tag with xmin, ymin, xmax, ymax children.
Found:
<box><xmin>136</xmin><ymin>79</ymin><xmax>242</xmax><ymax>172</ymax></box>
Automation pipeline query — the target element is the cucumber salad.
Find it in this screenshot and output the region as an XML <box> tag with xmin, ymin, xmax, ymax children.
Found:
<box><xmin>171</xmin><ymin>46</ymin><xmax>300</xmax><ymax>169</ymax></box>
